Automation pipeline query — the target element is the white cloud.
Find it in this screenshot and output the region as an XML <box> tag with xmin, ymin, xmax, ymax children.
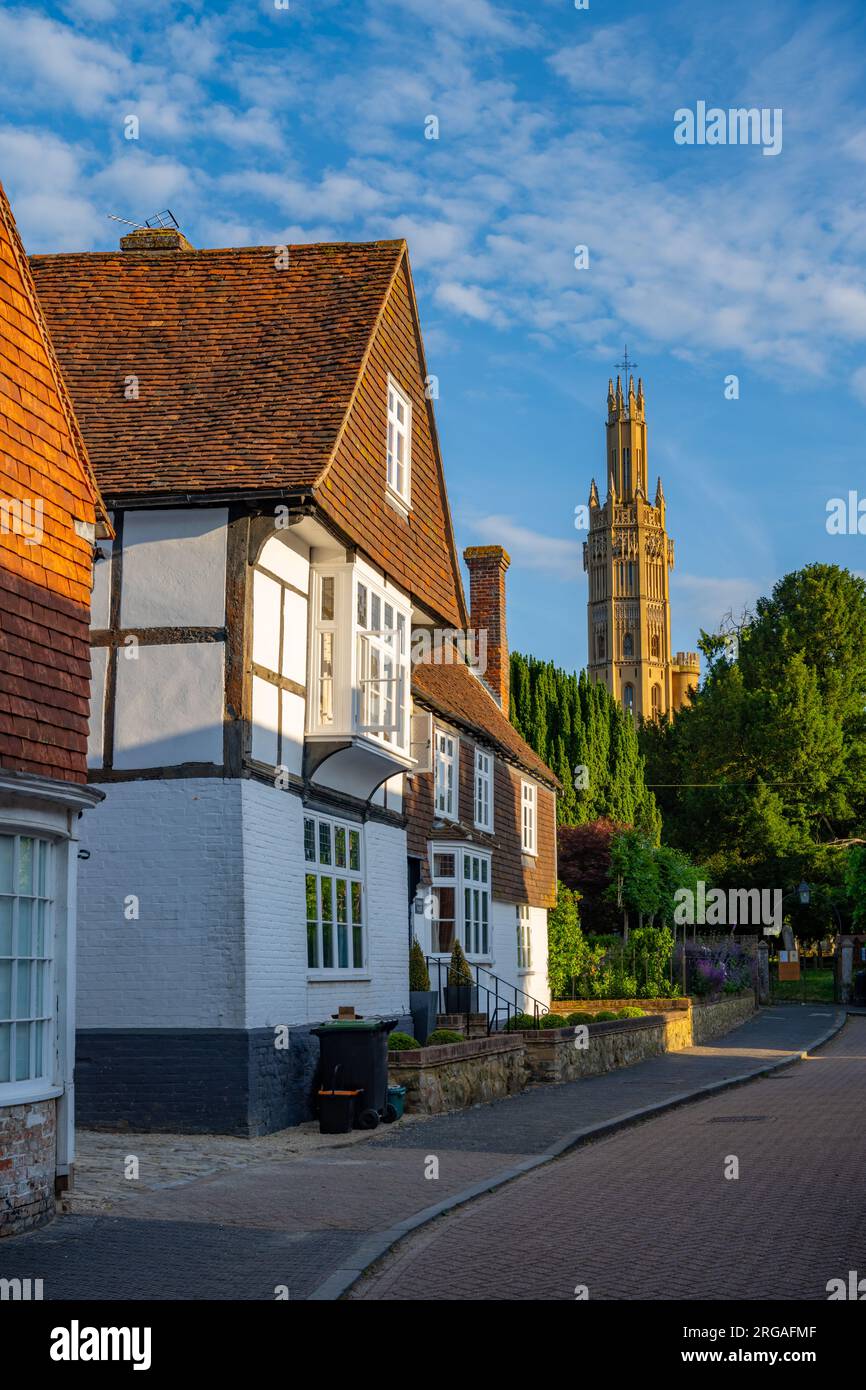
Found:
<box><xmin>468</xmin><ymin>514</ymin><xmax>583</xmax><ymax>580</ymax></box>
<box><xmin>434</xmin><ymin>281</ymin><xmax>505</xmax><ymax>325</ymax></box>
<box><xmin>0</xmin><ymin>9</ymin><xmax>129</xmax><ymax>115</ymax></box>
<box><xmin>673</xmin><ymin>574</ymin><xmax>765</xmax><ymax>639</ymax></box>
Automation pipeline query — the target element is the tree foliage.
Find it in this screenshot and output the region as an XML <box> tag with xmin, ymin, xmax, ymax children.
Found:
<box><xmin>510</xmin><ymin>652</ymin><xmax>660</xmax><ymax>835</ymax></box>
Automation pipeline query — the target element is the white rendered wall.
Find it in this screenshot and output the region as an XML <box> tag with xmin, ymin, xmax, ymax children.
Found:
<box><xmin>113</xmin><ymin>642</ymin><xmax>225</xmax><ymax>769</ymax></box>
<box><xmin>76</xmin><ymin>779</ymin><xmax>245</xmax><ymax>1029</ymax></box>
<box><xmin>119</xmin><ymin>509</ymin><xmax>227</xmax><ymax>628</ymax></box>
<box><xmin>87</xmin><ymin>646</ymin><xmax>108</xmax><ymax>768</ymax></box>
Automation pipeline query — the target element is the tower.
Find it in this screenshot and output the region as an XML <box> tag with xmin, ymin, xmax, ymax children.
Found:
<box><xmin>583</xmin><ymin>365</ymin><xmax>698</xmax><ymax>721</ymax></box>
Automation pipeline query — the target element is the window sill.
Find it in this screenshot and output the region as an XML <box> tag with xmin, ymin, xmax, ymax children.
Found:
<box><xmin>0</xmin><ymin>1081</ymin><xmax>63</xmax><ymax>1106</ymax></box>
<box><xmin>307</xmin><ymin>972</ymin><xmax>371</xmax><ymax>983</ymax></box>
<box><xmin>385</xmin><ymin>488</ymin><xmax>411</xmax><ymax>521</ymax></box>
<box><xmin>473</xmin><ymin>822</ymin><xmax>494</xmax><ymax>835</ymax></box>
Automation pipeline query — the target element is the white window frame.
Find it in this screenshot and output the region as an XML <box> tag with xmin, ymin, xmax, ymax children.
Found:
<box><xmin>386</xmin><ymin>376</ymin><xmax>412</xmax><ymax>509</ymax></box>
<box><xmin>429</xmin><ymin>844</ymin><xmax>491</xmax><ymax>960</ymax></box>
<box><xmin>517</xmin><ymin>904</ymin><xmax>531</xmax><ymax>972</ymax></box>
<box><xmin>474</xmin><ymin>747</ymin><xmax>493</xmax><ymax>833</ymax></box>
<box><xmin>304</xmin><ymin>811</ymin><xmax>366</xmax><ymax>976</ymax></box>
<box><xmin>521</xmin><ymin>780</ymin><xmax>537</xmax><ymax>856</ymax></box>
<box><xmin>434</xmin><ymin>730</ymin><xmax>458</xmax><ymax>821</ymax></box>
<box><xmin>307</xmin><ymin>565</ymin><xmax>412</xmax><ymax>757</ymax></box>
<box><xmin>0</xmin><ymin>833</ymin><xmax>55</xmax><ymax>1099</ymax></box>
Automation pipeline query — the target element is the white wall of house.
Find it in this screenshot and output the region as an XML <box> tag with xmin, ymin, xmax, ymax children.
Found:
<box><xmin>119</xmin><ymin>508</ymin><xmax>227</xmax><ymax>628</ymax></box>
<box><xmin>77</xmin><ymin>778</ymin><xmax>245</xmax><ymax>1029</ymax></box>
<box><xmin>113</xmin><ymin>642</ymin><xmax>225</xmax><ymax>768</ymax></box>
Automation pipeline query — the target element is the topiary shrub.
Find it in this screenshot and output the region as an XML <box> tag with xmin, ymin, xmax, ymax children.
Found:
<box><xmin>566</xmin><ymin>1011</ymin><xmax>594</xmax><ymax>1024</ymax></box>
<box><xmin>539</xmin><ymin>1012</ymin><xmax>567</xmax><ymax>1029</ymax></box>
<box><xmin>593</xmin><ymin>1010</ymin><xmax>618</xmax><ymax>1021</ymax></box>
<box><xmin>503</xmin><ymin>1012</ymin><xmax>538</xmax><ymax>1032</ymax></box>
<box><xmin>617</xmin><ymin>1006</ymin><xmax>645</xmax><ymax>1018</ymax></box>
<box><xmin>447</xmin><ymin>939</ymin><xmax>473</xmax><ymax>987</ymax></box>
<box><xmin>409</xmin><ymin>938</ymin><xmax>430</xmax><ymax>992</ymax></box>
<box><xmin>388</xmin><ymin>1031</ymin><xmax>421</xmax><ymax>1051</ymax></box>
<box><xmin>425</xmin><ymin>1028</ymin><xmax>464</xmax><ymax>1045</ymax></box>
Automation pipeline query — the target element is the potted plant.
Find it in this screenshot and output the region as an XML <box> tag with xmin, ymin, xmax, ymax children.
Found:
<box><xmin>408</xmin><ymin>938</ymin><xmax>438</xmax><ymax>1045</ymax></box>
<box><xmin>444</xmin><ymin>940</ymin><xmax>478</xmax><ymax>1015</ymax></box>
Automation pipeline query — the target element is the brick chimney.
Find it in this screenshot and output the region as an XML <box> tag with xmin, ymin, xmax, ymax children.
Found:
<box><xmin>120</xmin><ymin>227</ymin><xmax>194</xmax><ymax>251</ymax></box>
<box><xmin>464</xmin><ymin>545</ymin><xmax>511</xmax><ymax>711</ymax></box>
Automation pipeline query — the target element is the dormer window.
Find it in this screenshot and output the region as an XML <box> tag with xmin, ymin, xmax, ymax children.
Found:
<box><xmin>387</xmin><ymin>377</ymin><xmax>412</xmax><ymax>508</ymax></box>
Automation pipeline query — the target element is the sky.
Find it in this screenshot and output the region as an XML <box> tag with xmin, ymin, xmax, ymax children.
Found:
<box><xmin>2</xmin><ymin>0</ymin><xmax>866</xmax><ymax>672</ymax></box>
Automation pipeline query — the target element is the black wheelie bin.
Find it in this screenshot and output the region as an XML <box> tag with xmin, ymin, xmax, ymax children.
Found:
<box><xmin>312</xmin><ymin>1016</ymin><xmax>399</xmax><ymax>1129</ymax></box>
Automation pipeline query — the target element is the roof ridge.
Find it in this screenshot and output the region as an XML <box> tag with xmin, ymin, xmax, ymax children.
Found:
<box><xmin>29</xmin><ymin>237</ymin><xmax>408</xmax><ymax>263</ymax></box>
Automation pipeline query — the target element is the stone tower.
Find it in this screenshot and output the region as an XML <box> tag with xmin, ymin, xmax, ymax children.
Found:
<box><xmin>582</xmin><ymin>371</ymin><xmax>699</xmax><ymax>721</ymax></box>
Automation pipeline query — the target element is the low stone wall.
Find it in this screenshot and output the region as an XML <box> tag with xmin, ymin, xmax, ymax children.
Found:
<box><xmin>387</xmin><ymin>994</ymin><xmax>757</xmax><ymax>1114</ymax></box>
<box><xmin>389</xmin><ymin>1034</ymin><xmax>526</xmax><ymax>1115</ymax></box>
<box><xmin>0</xmin><ymin>1098</ymin><xmax>56</xmax><ymax>1238</ymax></box>
<box><xmin>691</xmin><ymin>992</ymin><xmax>756</xmax><ymax>1043</ymax></box>
<box><xmin>523</xmin><ymin>1015</ymin><xmax>667</xmax><ymax>1084</ymax></box>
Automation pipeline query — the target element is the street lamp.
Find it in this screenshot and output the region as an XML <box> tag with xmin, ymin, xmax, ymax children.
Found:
<box><xmin>798</xmin><ymin>880</ymin><xmax>810</xmax><ymax>905</ymax></box>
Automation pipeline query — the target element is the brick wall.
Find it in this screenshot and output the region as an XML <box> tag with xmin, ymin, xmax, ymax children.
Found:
<box><xmin>405</xmin><ymin>719</ymin><xmax>557</xmax><ymax>909</ymax></box>
<box><xmin>464</xmin><ymin>546</ymin><xmax>510</xmax><ymax>709</ymax></box>
<box><xmin>0</xmin><ymin>1099</ymin><xmax>56</xmax><ymax>1237</ymax></box>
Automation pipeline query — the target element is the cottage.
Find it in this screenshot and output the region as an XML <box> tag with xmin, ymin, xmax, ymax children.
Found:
<box><xmin>29</xmin><ymin>227</ymin><xmax>557</xmax><ymax>1134</ymax></box>
<box><xmin>0</xmin><ymin>182</ymin><xmax>110</xmax><ymax>1232</ymax></box>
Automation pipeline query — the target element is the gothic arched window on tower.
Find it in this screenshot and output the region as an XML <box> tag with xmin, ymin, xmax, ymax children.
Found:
<box><xmin>651</xmin><ymin>633</ymin><xmax>660</xmax><ymax>659</ymax></box>
<box><xmin>623</xmin><ymin>447</ymin><xmax>631</xmax><ymax>495</ymax></box>
<box><xmin>624</xmin><ymin>683</ymin><xmax>635</xmax><ymax>718</ymax></box>
<box><xmin>652</xmin><ymin>683</ymin><xmax>661</xmax><ymax>715</ymax></box>
<box><xmin>623</xmin><ymin>632</ymin><xmax>634</xmax><ymax>658</ymax></box>
<box><xmin>596</xmin><ymin>630</ymin><xmax>606</xmax><ymax>660</ymax></box>
<box><xmin>627</xmin><ymin>561</ymin><xmax>635</xmax><ymax>593</ymax></box>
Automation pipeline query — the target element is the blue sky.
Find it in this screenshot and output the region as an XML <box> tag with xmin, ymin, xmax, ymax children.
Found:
<box><xmin>2</xmin><ymin>0</ymin><xmax>866</xmax><ymax>672</ymax></box>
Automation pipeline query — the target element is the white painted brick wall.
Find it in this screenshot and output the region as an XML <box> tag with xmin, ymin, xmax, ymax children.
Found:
<box><xmin>77</xmin><ymin>779</ymin><xmax>245</xmax><ymax>1028</ymax></box>
<box><xmin>79</xmin><ymin>778</ymin><xmax>413</xmax><ymax>1034</ymax></box>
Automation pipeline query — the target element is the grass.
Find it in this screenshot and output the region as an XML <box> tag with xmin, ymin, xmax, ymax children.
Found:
<box><xmin>770</xmin><ymin>967</ymin><xmax>836</xmax><ymax>1003</ymax></box>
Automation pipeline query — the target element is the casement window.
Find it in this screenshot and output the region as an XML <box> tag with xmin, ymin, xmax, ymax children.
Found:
<box><xmin>521</xmin><ymin>781</ymin><xmax>537</xmax><ymax>855</ymax></box>
<box><xmin>304</xmin><ymin>812</ymin><xmax>365</xmax><ymax>972</ymax></box>
<box><xmin>474</xmin><ymin>748</ymin><xmax>493</xmax><ymax>832</ymax></box>
<box><xmin>386</xmin><ymin>377</ymin><xmax>412</xmax><ymax>507</ymax></box>
<box><xmin>517</xmin><ymin>904</ymin><xmax>531</xmax><ymax>971</ymax></box>
<box><xmin>308</xmin><ymin>566</ymin><xmax>412</xmax><ymax>757</ymax></box>
<box><xmin>0</xmin><ymin>835</ymin><xmax>53</xmax><ymax>1091</ymax></box>
<box><xmin>429</xmin><ymin>846</ymin><xmax>491</xmax><ymax>958</ymax></box>
<box><xmin>434</xmin><ymin>731</ymin><xmax>458</xmax><ymax>820</ymax></box>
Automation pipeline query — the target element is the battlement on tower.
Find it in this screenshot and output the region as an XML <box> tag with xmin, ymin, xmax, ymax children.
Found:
<box><xmin>673</xmin><ymin>650</ymin><xmax>700</xmax><ymax>672</ymax></box>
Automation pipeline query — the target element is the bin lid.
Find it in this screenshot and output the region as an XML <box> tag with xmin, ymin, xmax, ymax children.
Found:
<box><xmin>312</xmin><ymin>1016</ymin><xmax>399</xmax><ymax>1034</ymax></box>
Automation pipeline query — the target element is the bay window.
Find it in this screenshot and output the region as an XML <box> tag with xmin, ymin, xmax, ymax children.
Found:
<box><xmin>430</xmin><ymin>845</ymin><xmax>490</xmax><ymax>959</ymax></box>
<box><xmin>304</xmin><ymin>812</ymin><xmax>365</xmax><ymax>972</ymax></box>
<box><xmin>308</xmin><ymin>565</ymin><xmax>412</xmax><ymax>759</ymax></box>
<box><xmin>0</xmin><ymin>834</ymin><xmax>53</xmax><ymax>1090</ymax></box>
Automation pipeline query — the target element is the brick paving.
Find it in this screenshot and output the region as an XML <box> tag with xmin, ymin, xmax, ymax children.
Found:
<box><xmin>0</xmin><ymin>1005</ymin><xmax>847</xmax><ymax>1300</ymax></box>
<box><xmin>352</xmin><ymin>1014</ymin><xmax>866</xmax><ymax>1301</ymax></box>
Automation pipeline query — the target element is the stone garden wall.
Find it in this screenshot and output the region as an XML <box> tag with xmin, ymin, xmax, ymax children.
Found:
<box><xmin>388</xmin><ymin>1035</ymin><xmax>526</xmax><ymax>1114</ymax></box>
<box><xmin>389</xmin><ymin>994</ymin><xmax>757</xmax><ymax>1114</ymax></box>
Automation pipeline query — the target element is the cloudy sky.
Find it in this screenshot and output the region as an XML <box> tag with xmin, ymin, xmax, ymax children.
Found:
<box><xmin>2</xmin><ymin>0</ymin><xmax>865</xmax><ymax>670</ymax></box>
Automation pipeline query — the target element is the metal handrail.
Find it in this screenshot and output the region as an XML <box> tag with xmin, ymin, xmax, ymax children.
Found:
<box><xmin>425</xmin><ymin>954</ymin><xmax>550</xmax><ymax>1035</ymax></box>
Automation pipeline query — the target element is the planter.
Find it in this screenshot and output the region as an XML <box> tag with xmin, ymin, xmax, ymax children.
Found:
<box><xmin>444</xmin><ymin>984</ymin><xmax>479</xmax><ymax>1015</ymax></box>
<box><xmin>409</xmin><ymin>989</ymin><xmax>438</xmax><ymax>1045</ymax></box>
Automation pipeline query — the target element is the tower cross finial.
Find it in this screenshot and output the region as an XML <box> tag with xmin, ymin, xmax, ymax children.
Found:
<box><xmin>615</xmin><ymin>344</ymin><xmax>638</xmax><ymax>381</ymax></box>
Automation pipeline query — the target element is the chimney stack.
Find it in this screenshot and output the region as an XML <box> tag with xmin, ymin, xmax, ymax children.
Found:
<box><xmin>120</xmin><ymin>227</ymin><xmax>194</xmax><ymax>252</ymax></box>
<box><xmin>464</xmin><ymin>545</ymin><xmax>511</xmax><ymax>712</ymax></box>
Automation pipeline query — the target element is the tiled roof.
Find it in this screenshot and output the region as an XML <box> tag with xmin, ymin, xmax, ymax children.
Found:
<box><xmin>412</xmin><ymin>658</ymin><xmax>559</xmax><ymax>789</ymax></box>
<box><xmin>28</xmin><ymin>240</ymin><xmax>406</xmax><ymax>499</ymax></box>
<box><xmin>0</xmin><ymin>180</ymin><xmax>107</xmax><ymax>783</ymax></box>
<box><xmin>29</xmin><ymin>237</ymin><xmax>468</xmax><ymax>629</ymax></box>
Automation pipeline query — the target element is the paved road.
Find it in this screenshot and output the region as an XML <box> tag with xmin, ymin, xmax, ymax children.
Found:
<box><xmin>352</xmin><ymin>1015</ymin><xmax>866</xmax><ymax>1301</ymax></box>
<box><xmin>0</xmin><ymin>1006</ymin><xmax>848</xmax><ymax>1300</ymax></box>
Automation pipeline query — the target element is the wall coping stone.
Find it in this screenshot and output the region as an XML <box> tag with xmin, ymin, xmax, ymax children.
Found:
<box><xmin>389</xmin><ymin>1034</ymin><xmax>524</xmax><ymax>1068</ymax></box>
